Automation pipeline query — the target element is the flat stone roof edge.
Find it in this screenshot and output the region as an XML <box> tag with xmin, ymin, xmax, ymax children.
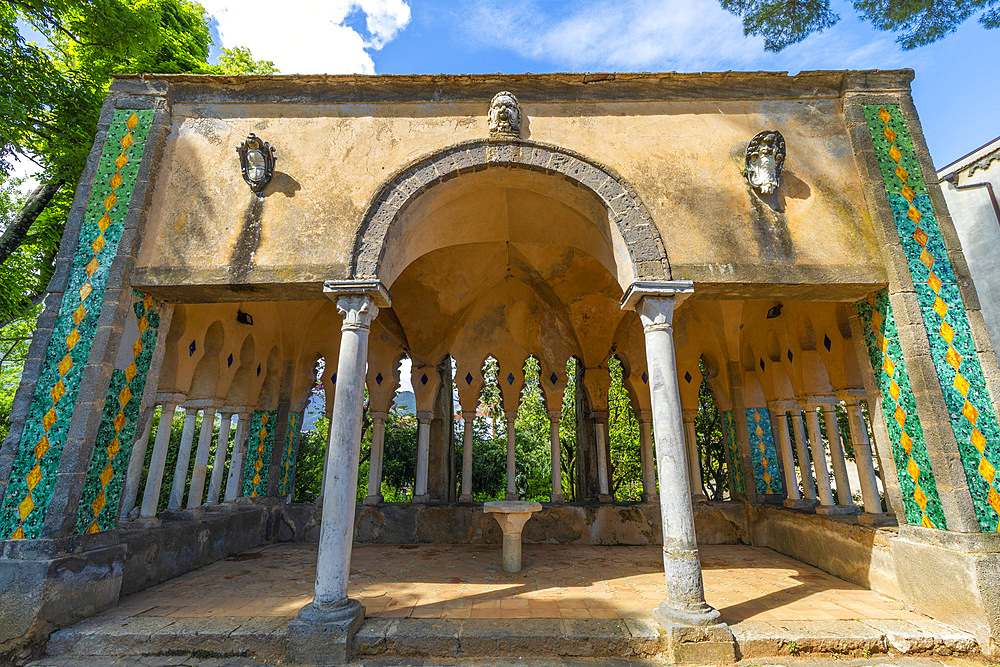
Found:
<box><xmin>109</xmin><ymin>69</ymin><xmax>914</xmax><ymax>102</ymax></box>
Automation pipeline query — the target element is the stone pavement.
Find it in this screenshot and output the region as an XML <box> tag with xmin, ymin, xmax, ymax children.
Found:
<box><xmin>37</xmin><ymin>544</ymin><xmax>978</xmax><ymax>663</ymax></box>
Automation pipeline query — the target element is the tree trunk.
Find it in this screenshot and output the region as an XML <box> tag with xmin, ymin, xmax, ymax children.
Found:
<box><xmin>0</xmin><ymin>179</ymin><xmax>62</xmax><ymax>266</ymax></box>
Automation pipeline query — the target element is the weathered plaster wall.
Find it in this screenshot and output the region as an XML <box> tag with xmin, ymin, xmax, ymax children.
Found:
<box><xmin>130</xmin><ymin>73</ymin><xmax>886</xmax><ymax>300</ymax></box>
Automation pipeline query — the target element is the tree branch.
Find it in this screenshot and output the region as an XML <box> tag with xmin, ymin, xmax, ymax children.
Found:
<box><xmin>0</xmin><ymin>179</ymin><xmax>62</xmax><ymax>266</ymax></box>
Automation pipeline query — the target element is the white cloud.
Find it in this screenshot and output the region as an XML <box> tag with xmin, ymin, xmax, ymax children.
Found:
<box><xmin>201</xmin><ymin>0</ymin><xmax>411</xmax><ymax>74</ymax></box>
<box><xmin>463</xmin><ymin>0</ymin><xmax>913</xmax><ymax>74</ymax></box>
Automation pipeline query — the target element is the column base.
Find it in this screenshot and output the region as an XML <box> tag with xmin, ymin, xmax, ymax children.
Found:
<box><xmin>691</xmin><ymin>493</ymin><xmax>708</xmax><ymax>503</ymax></box>
<box><xmin>411</xmin><ymin>494</ymin><xmax>430</xmax><ymax>504</ymax></box>
<box><xmin>598</xmin><ymin>493</ymin><xmax>614</xmax><ymax>503</ymax></box>
<box><xmin>550</xmin><ymin>494</ymin><xmax>564</xmax><ymax>503</ymax></box>
<box><xmin>654</xmin><ymin>605</ymin><xmax>734</xmax><ymax>664</ymax></box>
<box><xmin>118</xmin><ymin>516</ymin><xmax>162</xmax><ymax>529</ymax></box>
<box><xmin>857</xmin><ymin>512</ymin><xmax>897</xmax><ymax>527</ymax></box>
<box><xmin>504</xmin><ymin>492</ymin><xmax>518</xmax><ymax>501</ymax></box>
<box><xmin>641</xmin><ymin>493</ymin><xmax>660</xmax><ymax>504</ymax></box>
<box><xmin>285</xmin><ymin>599</ymin><xmax>365</xmax><ymax>666</ymax></box>
<box><xmin>458</xmin><ymin>494</ymin><xmax>473</xmax><ymax>503</ymax></box>
<box><xmin>362</xmin><ymin>494</ymin><xmax>383</xmax><ymax>506</ymax></box>
<box><xmin>782</xmin><ymin>498</ymin><xmax>814</xmax><ymax>510</ymax></box>
<box><xmin>815</xmin><ymin>504</ymin><xmax>857</xmax><ymax>516</ymax></box>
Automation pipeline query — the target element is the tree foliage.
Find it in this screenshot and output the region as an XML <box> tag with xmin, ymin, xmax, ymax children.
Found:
<box><xmin>720</xmin><ymin>0</ymin><xmax>1000</xmax><ymax>51</ymax></box>
<box><xmin>0</xmin><ymin>0</ymin><xmax>275</xmax><ymax>330</ymax></box>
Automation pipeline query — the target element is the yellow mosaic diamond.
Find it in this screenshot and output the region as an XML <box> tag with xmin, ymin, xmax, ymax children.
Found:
<box><xmin>900</xmin><ymin>431</ymin><xmax>913</xmax><ymax>453</ymax></box>
<box><xmin>895</xmin><ymin>164</ymin><xmax>909</xmax><ymax>182</ymax></box>
<box><xmin>979</xmin><ymin>458</ymin><xmax>996</xmax><ymax>484</ymax></box>
<box><xmin>907</xmin><ymin>457</ymin><xmax>920</xmax><ymax>482</ymax></box>
<box><xmin>883</xmin><ymin>126</ymin><xmax>897</xmax><ymax>143</ymax></box>
<box><xmin>126</xmin><ymin>112</ymin><xmax>139</xmax><ymax>130</ymax></box>
<box><xmin>18</xmin><ymin>493</ymin><xmax>34</xmax><ymax>520</ymax></box>
<box><xmin>962</xmin><ymin>400</ymin><xmax>979</xmax><ymax>425</ymax></box>
<box><xmin>73</xmin><ymin>303</ymin><xmax>87</xmax><ymax>325</ymax></box>
<box><xmin>103</xmin><ymin>192</ymin><xmax>117</xmax><ymax>211</ymax></box>
<box><xmin>919</xmin><ymin>249</ymin><xmax>934</xmax><ymax>270</ymax></box>
<box><xmin>878</xmin><ymin>107</ymin><xmax>892</xmax><ymax>124</ymax></box>
<box><xmin>115</xmin><ymin>152</ymin><xmax>129</xmax><ymax>170</ymax></box>
<box><xmin>42</xmin><ymin>407</ymin><xmax>58</xmax><ymax>430</ymax></box>
<box><xmin>143</xmin><ymin>294</ymin><xmax>154</xmax><ymax>310</ymax></box>
<box><xmin>11</xmin><ymin>526</ymin><xmax>24</xmax><ymax>539</ymax></box>
<box><xmin>132</xmin><ymin>336</ymin><xmax>144</xmax><ymax>357</ymax></box>
<box><xmin>91</xmin><ymin>234</ymin><xmax>106</xmax><ymax>255</ymax></box>
<box><xmin>895</xmin><ymin>405</ymin><xmax>906</xmax><ymax>427</ymax></box>
<box><xmin>883</xmin><ymin>357</ymin><xmax>895</xmax><ymax>378</ymax></box>
<box><xmin>901</xmin><ymin>184</ymin><xmax>915</xmax><ymax>202</ymax></box>
<box><xmin>954</xmin><ymin>372</ymin><xmax>970</xmax><ymax>397</ymax></box>
<box><xmin>108</xmin><ymin>436</ymin><xmax>120</xmax><ymax>459</ymax></box>
<box><xmin>113</xmin><ymin>410</ymin><xmax>126</xmax><ymax>433</ymax></box>
<box><xmin>98</xmin><ymin>213</ymin><xmax>111</xmax><ymax>232</ymax></box>
<box><xmin>125</xmin><ymin>362</ymin><xmax>137</xmax><ymax>382</ymax></box>
<box><xmin>262</xmin><ymin>413</ymin><xmax>269</xmax><ymax>425</ymax></box>
<box><xmin>913</xmin><ymin>483</ymin><xmax>927</xmax><ymax>508</ymax></box>
<box><xmin>92</xmin><ymin>491</ymin><xmax>106</xmax><ymax>516</ymax></box>
<box><xmin>928</xmin><ymin>271</ymin><xmax>943</xmax><ymax>294</ymax></box>
<box><xmin>889</xmin><ymin>145</ymin><xmax>902</xmax><ymax>163</ymax></box>
<box><xmin>907</xmin><ymin>206</ymin><xmax>921</xmax><ymax>224</ymax></box>
<box><xmin>109</xmin><ymin>172</ymin><xmax>123</xmax><ymax>190</ymax></box>
<box><xmin>119</xmin><ymin>385</ymin><xmax>132</xmax><ymax>407</ymax></box>
<box><xmin>50</xmin><ymin>380</ymin><xmax>65</xmax><ymax>404</ymax></box>
<box><xmin>79</xmin><ymin>282</ymin><xmax>93</xmax><ymax>302</ymax></box>
<box><xmin>100</xmin><ymin>464</ymin><xmax>114</xmax><ymax>488</ymax></box>
<box><xmin>120</xmin><ymin>133</ymin><xmax>133</xmax><ymax>151</ymax></box>
<box><xmin>26</xmin><ymin>464</ymin><xmax>42</xmax><ymax>489</ymax></box>
<box><xmin>34</xmin><ymin>435</ymin><xmax>49</xmax><ymax>459</ymax></box>
<box><xmin>86</xmin><ymin>520</ymin><xmax>100</xmax><ymax>535</ymax></box>
<box><xmin>989</xmin><ymin>487</ymin><xmax>1000</xmax><ymax>515</ymax></box>
<box><xmin>137</xmin><ymin>316</ymin><xmax>148</xmax><ymax>335</ymax></box>
<box><xmin>58</xmin><ymin>352</ymin><xmax>73</xmax><ymax>376</ymax></box>
<box><xmin>946</xmin><ymin>346</ymin><xmax>962</xmax><ymax>371</ymax></box>
<box><xmin>973</xmin><ymin>428</ymin><xmax>987</xmax><ymax>453</ymax></box>
<box><xmin>933</xmin><ymin>297</ymin><xmax>948</xmax><ymax>319</ymax></box>
<box><xmin>889</xmin><ymin>380</ymin><xmax>901</xmax><ymax>402</ymax></box>
<box><xmin>65</xmin><ymin>328</ymin><xmax>80</xmax><ymax>350</ymax></box>
<box><xmin>920</xmin><ymin>514</ymin><xmax>934</xmax><ymax>528</ymax></box>
<box><xmin>940</xmin><ymin>320</ymin><xmax>955</xmax><ymax>344</ymax></box>
<box><xmin>85</xmin><ymin>256</ymin><xmax>99</xmax><ymax>277</ymax></box>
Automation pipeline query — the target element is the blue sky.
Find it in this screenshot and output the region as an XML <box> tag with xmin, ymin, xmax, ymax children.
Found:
<box><xmin>201</xmin><ymin>0</ymin><xmax>997</xmax><ymax>168</ymax></box>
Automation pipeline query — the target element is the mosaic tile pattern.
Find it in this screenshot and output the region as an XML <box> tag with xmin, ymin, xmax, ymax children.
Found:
<box><xmin>74</xmin><ymin>293</ymin><xmax>161</xmax><ymax>534</ymax></box>
<box><xmin>857</xmin><ymin>291</ymin><xmax>946</xmax><ymax>528</ymax></box>
<box><xmin>242</xmin><ymin>410</ymin><xmax>277</xmax><ymax>497</ymax></box>
<box><xmin>746</xmin><ymin>408</ymin><xmax>782</xmax><ymax>495</ymax></box>
<box><xmin>723</xmin><ymin>411</ymin><xmax>745</xmax><ymax>494</ymax></box>
<box><xmin>0</xmin><ymin>110</ymin><xmax>154</xmax><ymax>540</ymax></box>
<box><xmin>866</xmin><ymin>104</ymin><xmax>1000</xmax><ymax>532</ymax></box>
<box><xmin>278</xmin><ymin>412</ymin><xmax>302</xmax><ymax>498</ymax></box>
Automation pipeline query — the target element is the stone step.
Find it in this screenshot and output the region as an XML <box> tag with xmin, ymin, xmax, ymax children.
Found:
<box><xmin>43</xmin><ymin>615</ymin><xmax>979</xmax><ymax>663</ymax></box>
<box><xmin>731</xmin><ymin>619</ymin><xmax>979</xmax><ymax>658</ymax></box>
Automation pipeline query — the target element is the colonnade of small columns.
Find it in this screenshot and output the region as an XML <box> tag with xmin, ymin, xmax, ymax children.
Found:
<box><xmin>118</xmin><ymin>398</ymin><xmax>254</xmax><ymax>521</ymax></box>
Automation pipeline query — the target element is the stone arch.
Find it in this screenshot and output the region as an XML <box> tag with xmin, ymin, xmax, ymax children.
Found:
<box><xmin>350</xmin><ymin>140</ymin><xmax>670</xmax><ymax>288</ymax></box>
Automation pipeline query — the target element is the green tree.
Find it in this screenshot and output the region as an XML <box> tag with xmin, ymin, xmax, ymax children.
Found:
<box><xmin>0</xmin><ymin>0</ymin><xmax>274</xmax><ymax>329</ymax></box>
<box><xmin>720</xmin><ymin>0</ymin><xmax>999</xmax><ymax>51</ymax></box>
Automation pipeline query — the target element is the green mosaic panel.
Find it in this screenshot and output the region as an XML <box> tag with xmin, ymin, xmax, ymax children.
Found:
<box><xmin>746</xmin><ymin>408</ymin><xmax>782</xmax><ymax>495</ymax></box>
<box><xmin>242</xmin><ymin>410</ymin><xmax>277</xmax><ymax>497</ymax></box>
<box><xmin>866</xmin><ymin>104</ymin><xmax>1000</xmax><ymax>531</ymax></box>
<box><xmin>0</xmin><ymin>110</ymin><xmax>154</xmax><ymax>539</ymax></box>
<box><xmin>723</xmin><ymin>411</ymin><xmax>744</xmax><ymax>493</ymax></box>
<box><xmin>73</xmin><ymin>293</ymin><xmax>161</xmax><ymax>534</ymax></box>
<box><xmin>857</xmin><ymin>291</ymin><xmax>947</xmax><ymax>528</ymax></box>
<box><xmin>279</xmin><ymin>412</ymin><xmax>302</xmax><ymax>497</ymax></box>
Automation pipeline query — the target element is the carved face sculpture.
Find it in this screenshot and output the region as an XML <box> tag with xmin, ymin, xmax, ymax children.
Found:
<box><xmin>489</xmin><ymin>91</ymin><xmax>520</xmax><ymax>137</ymax></box>
<box><xmin>745</xmin><ymin>130</ymin><xmax>786</xmax><ymax>195</ymax></box>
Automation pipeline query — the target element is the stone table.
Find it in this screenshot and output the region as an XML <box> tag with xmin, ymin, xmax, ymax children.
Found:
<box><xmin>483</xmin><ymin>501</ymin><xmax>543</xmax><ymax>573</ymax></box>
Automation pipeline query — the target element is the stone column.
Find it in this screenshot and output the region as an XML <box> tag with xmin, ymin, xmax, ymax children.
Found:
<box><xmin>413</xmin><ymin>411</ymin><xmax>432</xmax><ymax>502</ymax></box>
<box><xmin>548</xmin><ymin>409</ymin><xmax>563</xmax><ymax>502</ymax></box>
<box><xmin>288</xmin><ymin>285</ymin><xmax>383</xmax><ymax>664</ymax></box>
<box><xmin>140</xmin><ymin>401</ymin><xmax>180</xmax><ymax>519</ymax></box>
<box><xmin>364</xmin><ymin>411</ymin><xmax>387</xmax><ymax>505</ymax></box>
<box><xmin>789</xmin><ymin>409</ymin><xmax>817</xmax><ymax>502</ymax></box>
<box><xmin>625</xmin><ymin>283</ymin><xmax>731</xmax><ymax>659</ymax></box>
<box><xmin>637</xmin><ymin>410</ymin><xmax>658</xmax><ymax>502</ymax></box>
<box><xmin>594</xmin><ymin>410</ymin><xmax>612</xmax><ymax>501</ymax></box>
<box><xmin>207</xmin><ymin>411</ymin><xmax>234</xmax><ymax>504</ymax></box>
<box><xmin>167</xmin><ymin>406</ymin><xmax>199</xmax><ymax>510</ymax></box>
<box><xmin>224</xmin><ymin>412</ymin><xmax>250</xmax><ymax>502</ymax></box>
<box><xmin>459</xmin><ymin>411</ymin><xmax>475</xmax><ymax>502</ymax></box>
<box><xmin>505</xmin><ymin>411</ymin><xmax>518</xmax><ymax>500</ymax></box>
<box><xmin>804</xmin><ymin>404</ymin><xmax>850</xmax><ymax>514</ymax></box>
<box><xmin>771</xmin><ymin>405</ymin><xmax>807</xmax><ymax>509</ymax></box>
<box><xmin>187</xmin><ymin>406</ymin><xmax>216</xmax><ymax>509</ymax></box>
<box><xmin>845</xmin><ymin>401</ymin><xmax>892</xmax><ymax>525</ymax></box>
<box><xmin>819</xmin><ymin>400</ymin><xmax>856</xmax><ymax>512</ymax></box>
<box><xmin>682</xmin><ymin>409</ymin><xmax>706</xmax><ymax>502</ymax></box>
<box><xmin>119</xmin><ymin>407</ymin><xmax>155</xmax><ymax>521</ymax></box>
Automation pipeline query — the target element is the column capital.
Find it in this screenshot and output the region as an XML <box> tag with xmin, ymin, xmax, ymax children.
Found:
<box><xmin>462</xmin><ymin>410</ymin><xmax>477</xmax><ymax>421</ymax></box>
<box><xmin>547</xmin><ymin>409</ymin><xmax>561</xmax><ymax>421</ymax></box>
<box><xmin>620</xmin><ymin>280</ymin><xmax>695</xmax><ymax>310</ymax></box>
<box><xmin>805</xmin><ymin>396</ymin><xmax>838</xmax><ymax>410</ymax></box>
<box><xmin>333</xmin><ymin>294</ymin><xmax>380</xmax><ymax>332</ymax></box>
<box><xmin>416</xmin><ymin>410</ymin><xmax>434</xmax><ymax>424</ymax></box>
<box><xmin>323</xmin><ymin>279</ymin><xmax>391</xmax><ymax>307</ymax></box>
<box><xmin>767</xmin><ymin>400</ymin><xmax>797</xmax><ymax>413</ymax></box>
<box><xmin>682</xmin><ymin>408</ymin><xmax>698</xmax><ymax>423</ymax></box>
<box><xmin>370</xmin><ymin>410</ymin><xmax>389</xmax><ymax>421</ymax></box>
<box><xmin>635</xmin><ymin>408</ymin><xmax>652</xmax><ymax>423</ymax></box>
<box><xmin>835</xmin><ymin>388</ymin><xmax>866</xmax><ymax>405</ymax></box>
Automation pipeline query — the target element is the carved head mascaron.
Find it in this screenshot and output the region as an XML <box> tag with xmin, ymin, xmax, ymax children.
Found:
<box><xmin>745</xmin><ymin>130</ymin><xmax>785</xmax><ymax>195</ymax></box>
<box><xmin>489</xmin><ymin>91</ymin><xmax>521</xmax><ymax>138</ymax></box>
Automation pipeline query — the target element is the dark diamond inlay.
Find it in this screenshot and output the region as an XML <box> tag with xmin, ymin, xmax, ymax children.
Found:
<box><xmin>641</xmin><ymin>372</ymin><xmax>648</xmax><ymax>384</ymax></box>
<box><xmin>684</xmin><ymin>371</ymin><xmax>692</xmax><ymax>383</ymax></box>
<box><xmin>824</xmin><ymin>334</ymin><xmax>832</xmax><ymax>351</ymax></box>
<box><xmin>465</xmin><ymin>373</ymin><xmax>473</xmax><ymax>385</ymax></box>
<box><xmin>256</xmin><ymin>364</ymin><xmax>261</xmax><ymax>376</ymax></box>
<box><xmin>759</xmin><ymin>358</ymin><xmax>765</xmax><ymax>371</ymax></box>
<box><xmin>376</xmin><ymin>372</ymin><xmax>383</xmax><ymax>385</ymax></box>
<box><xmin>332</xmin><ymin>373</ymin><xmax>337</xmax><ymax>384</ymax></box>
<box><xmin>787</xmin><ymin>349</ymin><xmax>793</xmax><ymax>363</ymax></box>
<box><xmin>227</xmin><ymin>353</ymin><xmax>233</xmax><ymax>367</ymax></box>
<box><xmin>189</xmin><ymin>340</ymin><xmax>196</xmax><ymax>356</ymax></box>
<box><xmin>550</xmin><ymin>373</ymin><xmax>558</xmax><ymax>385</ymax></box>
<box><xmin>507</xmin><ymin>373</ymin><xmax>515</xmax><ymax>385</ymax></box>
<box><xmin>421</xmin><ymin>374</ymin><xmax>428</xmax><ymax>385</ymax></box>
